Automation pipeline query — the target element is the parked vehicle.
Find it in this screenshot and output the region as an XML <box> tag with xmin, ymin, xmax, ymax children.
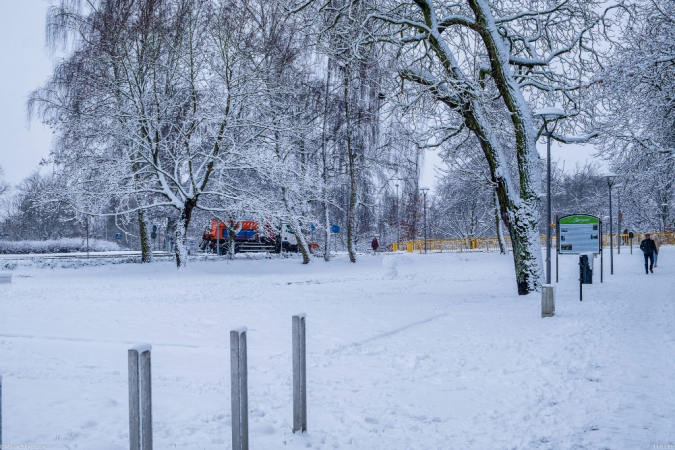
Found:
<box><xmin>199</xmin><ymin>219</ymin><xmax>299</xmax><ymax>254</ymax></box>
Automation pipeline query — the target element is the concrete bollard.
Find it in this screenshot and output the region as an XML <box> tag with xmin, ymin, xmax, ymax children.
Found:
<box><xmin>230</xmin><ymin>328</ymin><xmax>248</xmax><ymax>450</ymax></box>
<box><xmin>0</xmin><ymin>273</ymin><xmax>11</xmax><ymax>284</ymax></box>
<box><xmin>541</xmin><ymin>284</ymin><xmax>555</xmax><ymax>318</ymax></box>
<box><xmin>129</xmin><ymin>344</ymin><xmax>153</xmax><ymax>450</ymax></box>
<box><xmin>292</xmin><ymin>314</ymin><xmax>307</xmax><ymax>433</ymax></box>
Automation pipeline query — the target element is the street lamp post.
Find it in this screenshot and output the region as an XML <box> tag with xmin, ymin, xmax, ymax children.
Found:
<box><xmin>392</xmin><ymin>178</ymin><xmax>401</xmax><ymax>251</ymax></box>
<box><xmin>606</xmin><ymin>173</ymin><xmax>618</xmax><ymax>275</ymax></box>
<box><xmin>396</xmin><ymin>182</ymin><xmax>400</xmax><ymax>250</ymax></box>
<box><xmin>617</xmin><ymin>191</ymin><xmax>621</xmax><ymax>254</ymax></box>
<box><xmin>86</xmin><ymin>215</ymin><xmax>90</xmax><ymax>260</ymax></box>
<box><xmin>420</xmin><ymin>187</ymin><xmax>429</xmax><ymax>253</ymax></box>
<box><xmin>216</xmin><ymin>219</ymin><xmax>220</xmax><ymax>256</ymax></box>
<box><xmin>535</xmin><ymin>106</ymin><xmax>565</xmax><ymax>284</ymax></box>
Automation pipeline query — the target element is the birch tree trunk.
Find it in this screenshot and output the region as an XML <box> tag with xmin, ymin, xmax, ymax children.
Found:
<box><xmin>175</xmin><ymin>201</ymin><xmax>196</xmax><ymax>268</ymax></box>
<box><xmin>323</xmin><ymin>205</ymin><xmax>331</xmax><ymax>261</ymax></box>
<box><xmin>290</xmin><ymin>217</ymin><xmax>312</xmax><ymax>264</ymax></box>
<box><xmin>281</xmin><ymin>186</ymin><xmax>312</xmax><ymax>264</ymax></box>
<box><xmin>321</xmin><ymin>60</ymin><xmax>332</xmax><ymax>262</ymax></box>
<box><xmin>343</xmin><ymin>67</ymin><xmax>358</xmax><ymax>263</ymax></box>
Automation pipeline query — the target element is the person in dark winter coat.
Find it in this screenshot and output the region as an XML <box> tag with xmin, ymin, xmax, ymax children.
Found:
<box><xmin>640</xmin><ymin>233</ymin><xmax>658</xmax><ymax>274</ymax></box>
<box><xmin>371</xmin><ymin>237</ymin><xmax>379</xmax><ymax>253</ymax></box>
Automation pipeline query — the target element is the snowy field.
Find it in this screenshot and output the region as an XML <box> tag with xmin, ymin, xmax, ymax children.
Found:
<box><xmin>1</xmin><ymin>248</ymin><xmax>673</xmax><ymax>449</ymax></box>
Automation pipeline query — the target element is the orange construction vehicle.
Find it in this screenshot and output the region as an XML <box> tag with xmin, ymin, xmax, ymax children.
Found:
<box><xmin>199</xmin><ymin>219</ymin><xmax>299</xmax><ymax>254</ymax></box>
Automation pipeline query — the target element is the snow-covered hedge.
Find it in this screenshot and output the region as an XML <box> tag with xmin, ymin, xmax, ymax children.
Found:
<box><xmin>0</xmin><ymin>238</ymin><xmax>120</xmax><ymax>254</ymax></box>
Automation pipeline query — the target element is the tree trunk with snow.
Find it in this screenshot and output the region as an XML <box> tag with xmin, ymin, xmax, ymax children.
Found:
<box><xmin>343</xmin><ymin>68</ymin><xmax>358</xmax><ymax>263</ymax></box>
<box><xmin>494</xmin><ymin>190</ymin><xmax>507</xmax><ymax>255</ymax></box>
<box><xmin>174</xmin><ymin>200</ymin><xmax>196</xmax><ymax>268</ymax></box>
<box><xmin>137</xmin><ymin>208</ymin><xmax>153</xmax><ymax>263</ymax></box>
<box><xmin>470</xmin><ymin>0</ymin><xmax>543</xmax><ymax>293</ymax></box>
<box><xmin>228</xmin><ymin>228</ymin><xmax>237</xmax><ymax>259</ymax></box>
<box><xmin>368</xmin><ymin>0</ymin><xmax>556</xmax><ymax>293</ymax></box>
<box><xmin>281</xmin><ymin>186</ymin><xmax>311</xmax><ymax>264</ymax></box>
<box><xmin>165</xmin><ymin>217</ymin><xmax>177</xmax><ymax>253</ymax></box>
<box><xmin>290</xmin><ymin>217</ymin><xmax>311</xmax><ymax>264</ymax></box>
<box><xmin>321</xmin><ymin>60</ymin><xmax>332</xmax><ymax>263</ymax></box>
<box><xmin>323</xmin><ymin>205</ymin><xmax>331</xmax><ymax>261</ymax></box>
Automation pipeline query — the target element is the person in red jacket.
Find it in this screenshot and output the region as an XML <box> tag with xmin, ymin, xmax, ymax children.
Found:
<box><xmin>371</xmin><ymin>236</ymin><xmax>379</xmax><ymax>254</ymax></box>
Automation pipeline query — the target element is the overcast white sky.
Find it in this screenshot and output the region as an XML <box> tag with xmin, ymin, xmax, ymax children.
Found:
<box><xmin>0</xmin><ymin>0</ymin><xmax>53</xmax><ymax>186</ymax></box>
<box><xmin>0</xmin><ymin>0</ymin><xmax>600</xmax><ymax>192</ymax></box>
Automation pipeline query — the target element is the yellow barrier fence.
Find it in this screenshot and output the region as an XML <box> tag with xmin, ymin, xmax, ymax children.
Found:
<box><xmin>394</xmin><ymin>232</ymin><xmax>675</xmax><ymax>254</ymax></box>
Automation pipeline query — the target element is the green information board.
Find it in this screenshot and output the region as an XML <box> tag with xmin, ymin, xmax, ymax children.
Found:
<box><xmin>558</xmin><ymin>214</ymin><xmax>601</xmax><ymax>254</ymax></box>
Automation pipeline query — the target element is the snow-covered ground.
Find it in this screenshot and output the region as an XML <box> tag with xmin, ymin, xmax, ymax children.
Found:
<box><xmin>0</xmin><ymin>248</ymin><xmax>673</xmax><ymax>449</ymax></box>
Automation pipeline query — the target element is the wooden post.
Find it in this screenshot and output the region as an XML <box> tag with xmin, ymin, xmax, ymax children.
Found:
<box><xmin>555</xmin><ymin>214</ymin><xmax>559</xmax><ymax>283</ymax></box>
<box><xmin>541</xmin><ymin>285</ymin><xmax>555</xmax><ymax>318</ymax></box>
<box><xmin>230</xmin><ymin>328</ymin><xmax>248</xmax><ymax>450</ymax></box>
<box><xmin>128</xmin><ymin>349</ymin><xmax>141</xmax><ymax>450</ymax></box>
<box><xmin>129</xmin><ymin>344</ymin><xmax>152</xmax><ymax>450</ymax></box>
<box><xmin>579</xmin><ymin>256</ymin><xmax>583</xmax><ymax>301</ymax></box>
<box><xmin>140</xmin><ymin>350</ymin><xmax>153</xmax><ymax>450</ymax></box>
<box><xmin>292</xmin><ymin>314</ymin><xmax>307</xmax><ymax>433</ymax></box>
<box><xmin>600</xmin><ymin>222</ymin><xmax>605</xmax><ymax>283</ymax></box>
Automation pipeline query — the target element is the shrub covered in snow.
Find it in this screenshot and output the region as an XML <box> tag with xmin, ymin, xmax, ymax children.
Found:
<box><xmin>0</xmin><ymin>238</ymin><xmax>120</xmax><ymax>254</ymax></box>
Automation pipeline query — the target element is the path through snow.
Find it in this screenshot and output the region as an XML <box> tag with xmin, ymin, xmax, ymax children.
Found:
<box><xmin>0</xmin><ymin>248</ymin><xmax>673</xmax><ymax>449</ymax></box>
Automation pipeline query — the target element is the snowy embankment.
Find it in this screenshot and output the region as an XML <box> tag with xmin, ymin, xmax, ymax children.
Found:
<box><xmin>0</xmin><ymin>238</ymin><xmax>120</xmax><ymax>254</ymax></box>
<box><xmin>0</xmin><ymin>249</ymin><xmax>673</xmax><ymax>449</ymax></box>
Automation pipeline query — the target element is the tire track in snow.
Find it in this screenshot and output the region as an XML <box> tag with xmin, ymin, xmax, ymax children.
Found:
<box><xmin>0</xmin><ymin>333</ymin><xmax>220</xmax><ymax>349</ymax></box>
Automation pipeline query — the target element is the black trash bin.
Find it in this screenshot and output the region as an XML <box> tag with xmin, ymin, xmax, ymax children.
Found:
<box><xmin>580</xmin><ymin>254</ymin><xmax>593</xmax><ymax>284</ymax></box>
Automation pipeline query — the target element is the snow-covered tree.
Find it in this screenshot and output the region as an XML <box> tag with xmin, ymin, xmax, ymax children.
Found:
<box><xmin>0</xmin><ymin>166</ymin><xmax>8</xmax><ymax>199</ymax></box>
<box><xmin>298</xmin><ymin>0</ymin><xmax>619</xmax><ymax>293</ymax></box>
<box><xmin>30</xmin><ymin>0</ymin><xmax>278</xmax><ymax>267</ymax></box>
<box><xmin>590</xmin><ymin>0</ymin><xmax>675</xmax><ymax>232</ymax></box>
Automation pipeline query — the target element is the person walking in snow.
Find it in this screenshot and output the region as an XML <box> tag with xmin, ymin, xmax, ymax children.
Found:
<box><xmin>640</xmin><ymin>233</ymin><xmax>658</xmax><ymax>274</ymax></box>
<box><xmin>652</xmin><ymin>233</ymin><xmax>661</xmax><ymax>267</ymax></box>
<box><xmin>371</xmin><ymin>236</ymin><xmax>379</xmax><ymax>254</ymax></box>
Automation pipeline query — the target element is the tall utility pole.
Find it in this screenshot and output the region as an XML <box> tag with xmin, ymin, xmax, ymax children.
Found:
<box><xmin>617</xmin><ymin>191</ymin><xmax>621</xmax><ymax>254</ymax></box>
<box><xmin>216</xmin><ymin>219</ymin><xmax>220</xmax><ymax>256</ymax></box>
<box><xmin>420</xmin><ymin>187</ymin><xmax>429</xmax><ymax>253</ymax></box>
<box><xmin>86</xmin><ymin>216</ymin><xmax>90</xmax><ymax>259</ymax></box>
<box><xmin>393</xmin><ymin>178</ymin><xmax>401</xmax><ymax>250</ymax></box>
<box><xmin>534</xmin><ymin>107</ymin><xmax>565</xmax><ymax>284</ymax></box>
<box><xmin>606</xmin><ymin>174</ymin><xmax>618</xmax><ymax>275</ymax></box>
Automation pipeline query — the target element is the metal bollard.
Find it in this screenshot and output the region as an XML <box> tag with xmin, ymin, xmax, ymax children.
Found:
<box><xmin>541</xmin><ymin>284</ymin><xmax>555</xmax><ymax>318</ymax></box>
<box><xmin>292</xmin><ymin>314</ymin><xmax>307</xmax><ymax>433</ymax></box>
<box><xmin>129</xmin><ymin>344</ymin><xmax>153</xmax><ymax>450</ymax></box>
<box><xmin>230</xmin><ymin>328</ymin><xmax>248</xmax><ymax>450</ymax></box>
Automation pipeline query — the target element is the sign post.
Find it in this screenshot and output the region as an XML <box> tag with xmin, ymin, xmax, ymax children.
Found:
<box><xmin>331</xmin><ymin>225</ymin><xmax>340</xmax><ymax>254</ymax></box>
<box><xmin>556</xmin><ymin>218</ymin><xmax>561</xmax><ymax>284</ymax></box>
<box><xmin>557</xmin><ymin>214</ymin><xmax>602</xmax><ymax>300</ymax></box>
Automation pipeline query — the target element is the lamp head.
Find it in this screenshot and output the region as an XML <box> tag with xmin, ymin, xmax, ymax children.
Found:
<box><xmin>534</xmin><ymin>106</ymin><xmax>565</xmax><ymax>121</ymax></box>
<box><xmin>605</xmin><ymin>172</ymin><xmax>619</xmax><ymax>187</ymax></box>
